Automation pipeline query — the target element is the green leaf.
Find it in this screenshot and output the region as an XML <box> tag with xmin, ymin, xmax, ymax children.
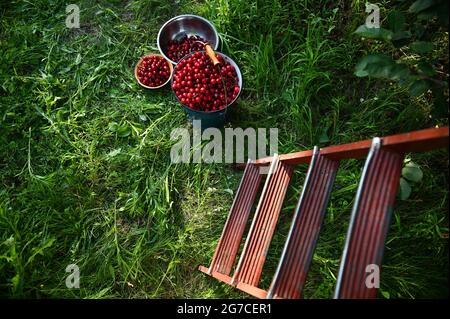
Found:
<box><xmin>380</xmin><ymin>289</ymin><xmax>391</xmax><ymax>299</ymax></box>
<box><xmin>75</xmin><ymin>53</ymin><xmax>82</xmax><ymax>65</ymax></box>
<box><xmin>402</xmin><ymin>162</ymin><xmax>423</xmax><ymax>182</ymax></box>
<box><xmin>117</xmin><ymin>125</ymin><xmax>131</xmax><ymax>137</ymax></box>
<box><xmin>26</xmin><ymin>238</ymin><xmax>56</xmax><ymax>265</ymax></box>
<box><xmin>4</xmin><ymin>236</ymin><xmax>15</xmax><ymax>247</ymax></box>
<box><xmin>387</xmin><ymin>63</ymin><xmax>411</xmax><ymax>81</ymax></box>
<box><xmin>410</xmin><ymin>41</ymin><xmax>434</xmax><ymax>54</ymax></box>
<box><xmin>11</xmin><ymin>273</ymin><xmax>21</xmax><ymax>291</ymax></box>
<box><xmin>388</xmin><ymin>11</ymin><xmax>406</xmax><ymax>33</ymax></box>
<box><xmin>355</xmin><ymin>54</ymin><xmax>393</xmax><ymax>77</ymax></box>
<box><xmin>223</xmin><ymin>188</ymin><xmax>234</xmax><ymax>196</ymax></box>
<box><xmin>417</xmin><ymin>62</ymin><xmax>436</xmax><ymax>76</ymax></box>
<box><xmin>409</xmin><ymin>0</ymin><xmax>434</xmax><ymax>13</ymax></box>
<box><xmin>399</xmin><ymin>178</ymin><xmax>412</xmax><ymax>200</ymax></box>
<box><xmin>354</xmin><ymin>25</ymin><xmax>393</xmax><ymax>41</ymax></box>
<box><xmin>355</xmin><ymin>55</ymin><xmax>411</xmax><ymax>81</ymax></box>
<box><xmin>108</xmin><ymin>122</ymin><xmax>119</xmax><ymax>132</ymax></box>
<box><xmin>107</xmin><ymin>148</ymin><xmax>121</xmax><ymax>158</ymax></box>
<box><xmin>409</xmin><ymin>79</ymin><xmax>429</xmax><ymax>96</ymax></box>
<box><xmin>364</xmin><ymin>63</ymin><xmax>392</xmax><ymax>78</ymax></box>
<box><xmin>392</xmin><ymin>30</ymin><xmax>412</xmax><ymax>41</ymax></box>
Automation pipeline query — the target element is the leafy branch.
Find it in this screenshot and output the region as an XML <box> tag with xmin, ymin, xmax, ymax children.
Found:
<box><xmin>354</xmin><ymin>0</ymin><xmax>448</xmax><ymax>118</ymax></box>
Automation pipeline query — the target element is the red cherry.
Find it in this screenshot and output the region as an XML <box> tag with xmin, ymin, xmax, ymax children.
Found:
<box><xmin>137</xmin><ymin>55</ymin><xmax>171</xmax><ymax>87</ymax></box>
<box><xmin>172</xmin><ymin>51</ymin><xmax>240</xmax><ymax>112</ymax></box>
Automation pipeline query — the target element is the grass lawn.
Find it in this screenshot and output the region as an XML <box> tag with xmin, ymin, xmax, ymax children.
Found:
<box><xmin>0</xmin><ymin>0</ymin><xmax>448</xmax><ymax>298</ymax></box>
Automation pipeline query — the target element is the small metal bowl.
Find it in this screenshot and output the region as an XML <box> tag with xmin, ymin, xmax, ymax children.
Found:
<box><xmin>134</xmin><ymin>54</ymin><xmax>173</xmax><ymax>89</ymax></box>
<box><xmin>157</xmin><ymin>14</ymin><xmax>220</xmax><ymax>65</ymax></box>
<box><xmin>171</xmin><ymin>51</ymin><xmax>243</xmax><ymax>112</ymax></box>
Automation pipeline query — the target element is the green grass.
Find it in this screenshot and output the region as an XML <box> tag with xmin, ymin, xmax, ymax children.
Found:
<box><xmin>0</xmin><ymin>0</ymin><xmax>448</xmax><ymax>298</ymax></box>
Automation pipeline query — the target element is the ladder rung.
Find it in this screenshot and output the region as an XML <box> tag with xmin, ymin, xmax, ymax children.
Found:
<box><xmin>334</xmin><ymin>138</ymin><xmax>404</xmax><ymax>299</ymax></box>
<box><xmin>232</xmin><ymin>155</ymin><xmax>293</xmax><ymax>290</ymax></box>
<box><xmin>267</xmin><ymin>147</ymin><xmax>339</xmax><ymax>299</ymax></box>
<box><xmin>207</xmin><ymin>159</ymin><xmax>263</xmax><ymax>276</ymax></box>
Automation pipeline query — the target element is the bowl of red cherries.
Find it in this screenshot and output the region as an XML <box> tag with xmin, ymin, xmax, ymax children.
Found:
<box><xmin>134</xmin><ymin>54</ymin><xmax>173</xmax><ymax>89</ymax></box>
<box><xmin>171</xmin><ymin>50</ymin><xmax>242</xmax><ymax>114</ymax></box>
<box><xmin>157</xmin><ymin>14</ymin><xmax>220</xmax><ymax>65</ymax></box>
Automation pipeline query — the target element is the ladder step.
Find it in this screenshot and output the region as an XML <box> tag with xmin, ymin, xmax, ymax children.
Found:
<box><xmin>207</xmin><ymin>160</ymin><xmax>263</xmax><ymax>276</ymax></box>
<box><xmin>334</xmin><ymin>138</ymin><xmax>404</xmax><ymax>299</ymax></box>
<box><xmin>232</xmin><ymin>155</ymin><xmax>293</xmax><ymax>292</ymax></box>
<box><xmin>267</xmin><ymin>147</ymin><xmax>339</xmax><ymax>299</ymax></box>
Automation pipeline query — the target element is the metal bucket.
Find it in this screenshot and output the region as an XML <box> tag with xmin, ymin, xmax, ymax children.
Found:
<box><xmin>171</xmin><ymin>51</ymin><xmax>243</xmax><ymax>129</ymax></box>
<box><xmin>157</xmin><ymin>14</ymin><xmax>220</xmax><ymax>65</ymax></box>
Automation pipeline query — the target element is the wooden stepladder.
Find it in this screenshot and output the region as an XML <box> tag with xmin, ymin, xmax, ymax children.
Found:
<box><xmin>198</xmin><ymin>127</ymin><xmax>449</xmax><ymax>299</ymax></box>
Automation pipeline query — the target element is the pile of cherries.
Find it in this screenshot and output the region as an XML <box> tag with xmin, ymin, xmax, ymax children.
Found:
<box><xmin>166</xmin><ymin>35</ymin><xmax>207</xmax><ymax>63</ymax></box>
<box><xmin>136</xmin><ymin>55</ymin><xmax>171</xmax><ymax>87</ymax></box>
<box><xmin>172</xmin><ymin>51</ymin><xmax>240</xmax><ymax>112</ymax></box>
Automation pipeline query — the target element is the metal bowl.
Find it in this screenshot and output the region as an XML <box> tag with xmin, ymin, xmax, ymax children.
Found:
<box><xmin>171</xmin><ymin>51</ymin><xmax>243</xmax><ymax>113</ymax></box>
<box><xmin>157</xmin><ymin>14</ymin><xmax>220</xmax><ymax>65</ymax></box>
<box><xmin>134</xmin><ymin>54</ymin><xmax>173</xmax><ymax>89</ymax></box>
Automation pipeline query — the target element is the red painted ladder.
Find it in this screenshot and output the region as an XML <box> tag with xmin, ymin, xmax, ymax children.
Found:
<box><xmin>198</xmin><ymin>127</ymin><xmax>449</xmax><ymax>299</ymax></box>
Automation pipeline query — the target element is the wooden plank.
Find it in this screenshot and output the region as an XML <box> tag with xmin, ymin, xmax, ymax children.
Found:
<box><xmin>267</xmin><ymin>148</ymin><xmax>339</xmax><ymax>299</ymax></box>
<box><xmin>252</xmin><ymin>127</ymin><xmax>448</xmax><ymax>165</ymax></box>
<box><xmin>334</xmin><ymin>138</ymin><xmax>404</xmax><ymax>299</ymax></box>
<box><xmin>208</xmin><ymin>160</ymin><xmax>263</xmax><ymax>275</ymax></box>
<box><xmin>231</xmin><ymin>159</ymin><xmax>293</xmax><ymax>287</ymax></box>
<box><xmin>198</xmin><ymin>265</ymin><xmax>234</xmax><ymax>285</ymax></box>
<box><xmin>198</xmin><ymin>265</ymin><xmax>209</xmax><ymax>274</ymax></box>
<box><xmin>235</xmin><ymin>282</ymin><xmax>268</xmax><ymax>299</ymax></box>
